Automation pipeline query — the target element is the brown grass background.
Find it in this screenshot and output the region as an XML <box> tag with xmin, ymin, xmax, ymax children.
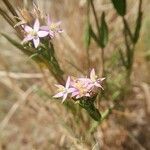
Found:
<box><xmin>0</xmin><ymin>0</ymin><xmax>150</xmax><ymax>149</ymax></box>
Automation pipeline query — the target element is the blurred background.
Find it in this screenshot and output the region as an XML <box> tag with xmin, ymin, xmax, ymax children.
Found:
<box><xmin>0</xmin><ymin>0</ymin><xmax>149</xmax><ymax>149</ymax></box>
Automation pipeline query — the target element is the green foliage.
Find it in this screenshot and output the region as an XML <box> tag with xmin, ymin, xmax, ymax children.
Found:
<box><xmin>133</xmin><ymin>1</ymin><xmax>143</xmax><ymax>43</ymax></box>
<box><xmin>111</xmin><ymin>0</ymin><xmax>126</xmax><ymax>16</ymax></box>
<box><xmin>98</xmin><ymin>12</ymin><xmax>109</xmax><ymax>48</ymax></box>
<box><xmin>90</xmin><ymin>26</ymin><xmax>99</xmax><ymax>45</ymax></box>
<box><xmin>84</xmin><ymin>22</ymin><xmax>91</xmax><ymax>49</ymax></box>
<box><xmin>79</xmin><ymin>96</ymin><xmax>101</xmax><ymax>121</ymax></box>
<box><xmin>1</xmin><ymin>33</ymin><xmax>33</xmax><ymax>56</ymax></box>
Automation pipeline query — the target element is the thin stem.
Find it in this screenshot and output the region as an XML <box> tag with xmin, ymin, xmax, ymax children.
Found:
<box><xmin>101</xmin><ymin>48</ymin><xmax>105</xmax><ymax>76</ymax></box>
<box><xmin>86</xmin><ymin>0</ymin><xmax>90</xmax><ymax>69</ymax></box>
<box><xmin>0</xmin><ymin>7</ymin><xmax>14</xmax><ymax>27</ymax></box>
<box><xmin>2</xmin><ymin>0</ymin><xmax>19</xmax><ymax>18</ymax></box>
<box><xmin>86</xmin><ymin>47</ymin><xmax>90</xmax><ymax>69</ymax></box>
<box><xmin>89</xmin><ymin>0</ymin><xmax>99</xmax><ymax>34</ymax></box>
<box><xmin>122</xmin><ymin>17</ymin><xmax>133</xmax><ymax>42</ymax></box>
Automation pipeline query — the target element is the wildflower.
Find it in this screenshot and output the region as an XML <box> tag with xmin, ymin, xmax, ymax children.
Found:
<box><xmin>40</xmin><ymin>15</ymin><xmax>63</xmax><ymax>38</ymax></box>
<box><xmin>71</xmin><ymin>79</ymin><xmax>91</xmax><ymax>99</ymax></box>
<box><xmin>23</xmin><ymin>19</ymin><xmax>49</xmax><ymax>48</ymax></box>
<box><xmin>53</xmin><ymin>76</ymin><xmax>75</xmax><ymax>102</ymax></box>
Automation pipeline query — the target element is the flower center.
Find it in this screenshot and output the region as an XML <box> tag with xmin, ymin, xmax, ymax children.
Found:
<box><xmin>30</xmin><ymin>30</ymin><xmax>37</xmax><ymax>37</ymax></box>
<box><xmin>49</xmin><ymin>23</ymin><xmax>57</xmax><ymax>31</ymax></box>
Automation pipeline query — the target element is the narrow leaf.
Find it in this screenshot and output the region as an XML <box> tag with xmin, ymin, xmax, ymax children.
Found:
<box><xmin>84</xmin><ymin>22</ymin><xmax>91</xmax><ymax>49</ymax></box>
<box><xmin>133</xmin><ymin>0</ymin><xmax>143</xmax><ymax>43</ymax></box>
<box><xmin>90</xmin><ymin>26</ymin><xmax>99</xmax><ymax>44</ymax></box>
<box><xmin>2</xmin><ymin>33</ymin><xmax>43</xmax><ymax>63</ymax></box>
<box><xmin>111</xmin><ymin>0</ymin><xmax>126</xmax><ymax>16</ymax></box>
<box><xmin>98</xmin><ymin>12</ymin><xmax>109</xmax><ymax>48</ymax></box>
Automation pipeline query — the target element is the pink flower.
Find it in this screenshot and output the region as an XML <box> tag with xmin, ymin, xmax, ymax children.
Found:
<box><xmin>70</xmin><ymin>79</ymin><xmax>91</xmax><ymax>99</ymax></box>
<box><xmin>22</xmin><ymin>19</ymin><xmax>49</xmax><ymax>48</ymax></box>
<box><xmin>40</xmin><ymin>15</ymin><xmax>63</xmax><ymax>38</ymax></box>
<box><xmin>53</xmin><ymin>76</ymin><xmax>75</xmax><ymax>102</ymax></box>
<box><xmin>53</xmin><ymin>69</ymin><xmax>105</xmax><ymax>101</ymax></box>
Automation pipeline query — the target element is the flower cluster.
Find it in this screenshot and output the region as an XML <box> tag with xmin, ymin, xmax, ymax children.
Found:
<box><xmin>53</xmin><ymin>69</ymin><xmax>105</xmax><ymax>102</ymax></box>
<box><xmin>22</xmin><ymin>16</ymin><xmax>63</xmax><ymax>48</ymax></box>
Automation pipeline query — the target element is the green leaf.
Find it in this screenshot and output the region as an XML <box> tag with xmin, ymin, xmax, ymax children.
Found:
<box><xmin>79</xmin><ymin>96</ymin><xmax>101</xmax><ymax>121</ymax></box>
<box><xmin>1</xmin><ymin>33</ymin><xmax>33</xmax><ymax>56</ymax></box>
<box><xmin>98</xmin><ymin>12</ymin><xmax>109</xmax><ymax>48</ymax></box>
<box><xmin>90</xmin><ymin>26</ymin><xmax>99</xmax><ymax>44</ymax></box>
<box><xmin>84</xmin><ymin>22</ymin><xmax>91</xmax><ymax>49</ymax></box>
<box><xmin>133</xmin><ymin>0</ymin><xmax>142</xmax><ymax>43</ymax></box>
<box><xmin>111</xmin><ymin>0</ymin><xmax>126</xmax><ymax>16</ymax></box>
<box><xmin>2</xmin><ymin>33</ymin><xmax>44</xmax><ymax>63</ymax></box>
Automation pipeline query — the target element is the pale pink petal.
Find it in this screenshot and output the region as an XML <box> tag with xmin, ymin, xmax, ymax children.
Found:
<box><xmin>71</xmin><ymin>91</ymin><xmax>79</xmax><ymax>97</ymax></box>
<box><xmin>100</xmin><ymin>78</ymin><xmax>105</xmax><ymax>82</ymax></box>
<box><xmin>65</xmin><ymin>76</ymin><xmax>70</xmax><ymax>89</ymax></box>
<box><xmin>40</xmin><ymin>26</ymin><xmax>49</xmax><ymax>31</ymax></box>
<box><xmin>68</xmin><ymin>88</ymin><xmax>76</xmax><ymax>93</ymax></box>
<box><xmin>53</xmin><ymin>92</ymin><xmax>64</xmax><ymax>98</ymax></box>
<box><xmin>94</xmin><ymin>82</ymin><xmax>102</xmax><ymax>87</ymax></box>
<box><xmin>24</xmin><ymin>25</ymin><xmax>33</xmax><ymax>32</ymax></box>
<box><xmin>85</xmin><ymin>93</ymin><xmax>90</xmax><ymax>97</ymax></box>
<box><xmin>94</xmin><ymin>82</ymin><xmax>104</xmax><ymax>90</ymax></box>
<box><xmin>90</xmin><ymin>68</ymin><xmax>96</xmax><ymax>81</ymax></box>
<box><xmin>62</xmin><ymin>93</ymin><xmax>68</xmax><ymax>102</ymax></box>
<box><xmin>22</xmin><ymin>35</ymin><xmax>33</xmax><ymax>43</ymax></box>
<box><xmin>33</xmin><ymin>37</ymin><xmax>40</xmax><ymax>48</ymax></box>
<box><xmin>34</xmin><ymin>19</ymin><xmax>40</xmax><ymax>32</ymax></box>
<box><xmin>49</xmin><ymin>31</ymin><xmax>55</xmax><ymax>38</ymax></box>
<box><xmin>38</xmin><ymin>31</ymin><xmax>49</xmax><ymax>37</ymax></box>
<box><xmin>55</xmin><ymin>84</ymin><xmax>64</xmax><ymax>89</ymax></box>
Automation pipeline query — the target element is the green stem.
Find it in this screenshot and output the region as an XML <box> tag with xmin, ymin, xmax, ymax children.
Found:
<box><xmin>89</xmin><ymin>0</ymin><xmax>99</xmax><ymax>35</ymax></box>
<box><xmin>101</xmin><ymin>48</ymin><xmax>105</xmax><ymax>76</ymax></box>
<box><xmin>86</xmin><ymin>0</ymin><xmax>90</xmax><ymax>69</ymax></box>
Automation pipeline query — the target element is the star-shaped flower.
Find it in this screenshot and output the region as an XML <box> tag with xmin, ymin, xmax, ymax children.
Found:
<box><xmin>53</xmin><ymin>76</ymin><xmax>75</xmax><ymax>102</ymax></box>
<box><xmin>40</xmin><ymin>15</ymin><xmax>63</xmax><ymax>38</ymax></box>
<box><xmin>22</xmin><ymin>19</ymin><xmax>49</xmax><ymax>48</ymax></box>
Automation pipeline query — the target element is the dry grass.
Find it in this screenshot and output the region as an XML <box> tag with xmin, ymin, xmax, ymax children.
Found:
<box><xmin>0</xmin><ymin>0</ymin><xmax>150</xmax><ymax>149</ymax></box>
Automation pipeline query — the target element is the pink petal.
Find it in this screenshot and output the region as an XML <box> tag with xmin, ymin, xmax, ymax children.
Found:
<box><xmin>49</xmin><ymin>31</ymin><xmax>55</xmax><ymax>38</ymax></box>
<box><xmin>22</xmin><ymin>35</ymin><xmax>33</xmax><ymax>43</ymax></box>
<box><xmin>62</xmin><ymin>93</ymin><xmax>68</xmax><ymax>102</ymax></box>
<box><xmin>55</xmin><ymin>84</ymin><xmax>64</xmax><ymax>89</ymax></box>
<box><xmin>24</xmin><ymin>25</ymin><xmax>33</xmax><ymax>32</ymax></box>
<box><xmin>53</xmin><ymin>92</ymin><xmax>64</xmax><ymax>98</ymax></box>
<box><xmin>40</xmin><ymin>26</ymin><xmax>49</xmax><ymax>31</ymax></box>
<box><xmin>90</xmin><ymin>68</ymin><xmax>96</xmax><ymax>81</ymax></box>
<box><xmin>38</xmin><ymin>31</ymin><xmax>49</xmax><ymax>37</ymax></box>
<box><xmin>68</xmin><ymin>88</ymin><xmax>76</xmax><ymax>93</ymax></box>
<box><xmin>65</xmin><ymin>76</ymin><xmax>71</xmax><ymax>89</ymax></box>
<box><xmin>71</xmin><ymin>91</ymin><xmax>79</xmax><ymax>97</ymax></box>
<box><xmin>94</xmin><ymin>82</ymin><xmax>104</xmax><ymax>89</ymax></box>
<box><xmin>33</xmin><ymin>37</ymin><xmax>40</xmax><ymax>48</ymax></box>
<box><xmin>34</xmin><ymin>19</ymin><xmax>40</xmax><ymax>32</ymax></box>
<box><xmin>85</xmin><ymin>93</ymin><xmax>90</xmax><ymax>97</ymax></box>
<box><xmin>100</xmin><ymin>78</ymin><xmax>105</xmax><ymax>82</ymax></box>
<box><xmin>94</xmin><ymin>82</ymin><xmax>101</xmax><ymax>87</ymax></box>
